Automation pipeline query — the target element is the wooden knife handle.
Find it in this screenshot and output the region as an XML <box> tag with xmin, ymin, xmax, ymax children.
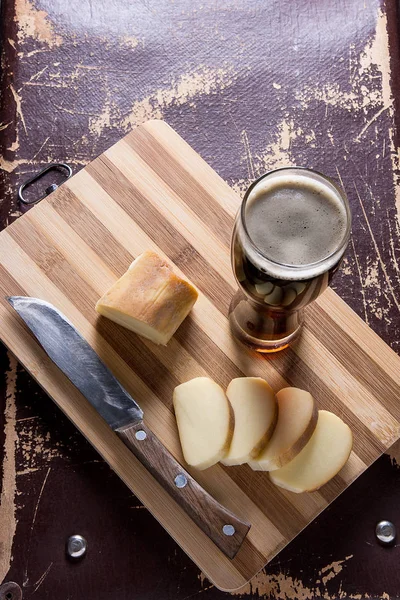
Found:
<box><xmin>116</xmin><ymin>421</ymin><xmax>250</xmax><ymax>559</ymax></box>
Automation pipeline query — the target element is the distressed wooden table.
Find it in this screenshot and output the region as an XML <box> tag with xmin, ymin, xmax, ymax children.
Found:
<box><xmin>1</xmin><ymin>0</ymin><xmax>400</xmax><ymax>598</ymax></box>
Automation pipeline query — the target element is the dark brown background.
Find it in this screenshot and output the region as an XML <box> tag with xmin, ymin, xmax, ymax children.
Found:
<box><xmin>1</xmin><ymin>0</ymin><xmax>400</xmax><ymax>598</ymax></box>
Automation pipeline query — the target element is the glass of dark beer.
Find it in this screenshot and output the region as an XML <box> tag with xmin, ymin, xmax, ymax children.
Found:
<box><xmin>229</xmin><ymin>167</ymin><xmax>351</xmax><ymax>352</ymax></box>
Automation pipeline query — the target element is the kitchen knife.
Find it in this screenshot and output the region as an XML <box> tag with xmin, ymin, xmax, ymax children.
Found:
<box><xmin>8</xmin><ymin>296</ymin><xmax>250</xmax><ymax>559</ymax></box>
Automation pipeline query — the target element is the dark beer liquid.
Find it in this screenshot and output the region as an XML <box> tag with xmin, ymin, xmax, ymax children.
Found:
<box><xmin>232</xmin><ymin>174</ymin><xmax>348</xmax><ymax>326</ymax></box>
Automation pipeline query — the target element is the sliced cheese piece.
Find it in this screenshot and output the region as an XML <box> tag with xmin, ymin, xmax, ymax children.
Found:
<box><xmin>221</xmin><ymin>377</ymin><xmax>277</xmax><ymax>466</ymax></box>
<box><xmin>264</xmin><ymin>286</ymin><xmax>283</xmax><ymax>305</ymax></box>
<box><xmin>249</xmin><ymin>387</ymin><xmax>317</xmax><ymax>471</ymax></box>
<box><xmin>282</xmin><ymin>287</ymin><xmax>297</xmax><ymax>307</ymax></box>
<box><xmin>173</xmin><ymin>377</ymin><xmax>234</xmax><ymax>470</ymax></box>
<box><xmin>96</xmin><ymin>250</ymin><xmax>198</xmax><ymax>345</ymax></box>
<box><xmin>290</xmin><ymin>281</ymin><xmax>307</xmax><ymax>295</ymax></box>
<box><xmin>269</xmin><ymin>410</ymin><xmax>353</xmax><ymax>493</ymax></box>
<box><xmin>255</xmin><ymin>281</ymin><xmax>274</xmax><ymax>296</ymax></box>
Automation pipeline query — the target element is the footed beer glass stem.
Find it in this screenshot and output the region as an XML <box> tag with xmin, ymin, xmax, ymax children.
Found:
<box><xmin>229</xmin><ymin>290</ymin><xmax>304</xmax><ymax>352</ymax></box>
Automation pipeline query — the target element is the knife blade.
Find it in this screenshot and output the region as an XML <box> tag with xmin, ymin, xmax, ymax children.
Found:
<box><xmin>8</xmin><ymin>296</ymin><xmax>250</xmax><ymax>559</ymax></box>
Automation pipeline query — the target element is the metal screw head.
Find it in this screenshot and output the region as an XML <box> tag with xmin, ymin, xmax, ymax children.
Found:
<box><xmin>222</xmin><ymin>524</ymin><xmax>236</xmax><ymax>536</ymax></box>
<box><xmin>45</xmin><ymin>183</ymin><xmax>58</xmax><ymax>195</ymax></box>
<box><xmin>174</xmin><ymin>473</ymin><xmax>188</xmax><ymax>488</ymax></box>
<box><xmin>135</xmin><ymin>430</ymin><xmax>147</xmax><ymax>441</ymax></box>
<box><xmin>67</xmin><ymin>534</ymin><xmax>87</xmax><ymax>559</ymax></box>
<box><xmin>375</xmin><ymin>520</ymin><xmax>396</xmax><ymax>545</ymax></box>
<box><xmin>0</xmin><ymin>582</ymin><xmax>23</xmax><ymax>600</ymax></box>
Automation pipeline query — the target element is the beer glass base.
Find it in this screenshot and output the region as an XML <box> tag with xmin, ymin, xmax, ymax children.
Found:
<box><xmin>228</xmin><ymin>291</ymin><xmax>303</xmax><ymax>353</ymax></box>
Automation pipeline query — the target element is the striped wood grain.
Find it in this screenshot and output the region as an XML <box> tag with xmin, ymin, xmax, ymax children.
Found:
<box><xmin>0</xmin><ymin>120</ymin><xmax>399</xmax><ymax>591</ymax></box>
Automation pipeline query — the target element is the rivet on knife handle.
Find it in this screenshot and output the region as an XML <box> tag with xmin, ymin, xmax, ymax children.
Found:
<box><xmin>117</xmin><ymin>421</ymin><xmax>250</xmax><ymax>558</ymax></box>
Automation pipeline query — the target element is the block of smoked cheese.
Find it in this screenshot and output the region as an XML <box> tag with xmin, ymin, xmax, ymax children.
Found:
<box><xmin>96</xmin><ymin>251</ymin><xmax>198</xmax><ymax>345</ymax></box>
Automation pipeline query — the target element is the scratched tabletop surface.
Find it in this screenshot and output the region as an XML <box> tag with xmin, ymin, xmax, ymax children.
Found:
<box><xmin>1</xmin><ymin>1</ymin><xmax>400</xmax><ymax>598</ymax></box>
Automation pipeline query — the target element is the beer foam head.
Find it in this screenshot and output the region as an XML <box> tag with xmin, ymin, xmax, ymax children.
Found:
<box><xmin>240</xmin><ymin>168</ymin><xmax>350</xmax><ymax>280</ymax></box>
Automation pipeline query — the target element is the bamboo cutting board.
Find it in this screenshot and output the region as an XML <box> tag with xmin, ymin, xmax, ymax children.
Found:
<box><xmin>1</xmin><ymin>120</ymin><xmax>400</xmax><ymax>591</ymax></box>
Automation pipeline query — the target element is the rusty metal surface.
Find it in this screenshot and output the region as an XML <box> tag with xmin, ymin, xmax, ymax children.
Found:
<box><xmin>1</xmin><ymin>0</ymin><xmax>400</xmax><ymax>598</ymax></box>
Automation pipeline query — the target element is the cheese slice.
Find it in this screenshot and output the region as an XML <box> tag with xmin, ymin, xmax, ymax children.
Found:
<box><xmin>269</xmin><ymin>410</ymin><xmax>353</xmax><ymax>493</ymax></box>
<box><xmin>173</xmin><ymin>377</ymin><xmax>234</xmax><ymax>470</ymax></box>
<box><xmin>249</xmin><ymin>387</ymin><xmax>317</xmax><ymax>471</ymax></box>
<box><xmin>96</xmin><ymin>250</ymin><xmax>198</xmax><ymax>345</ymax></box>
<box><xmin>221</xmin><ymin>377</ymin><xmax>277</xmax><ymax>466</ymax></box>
